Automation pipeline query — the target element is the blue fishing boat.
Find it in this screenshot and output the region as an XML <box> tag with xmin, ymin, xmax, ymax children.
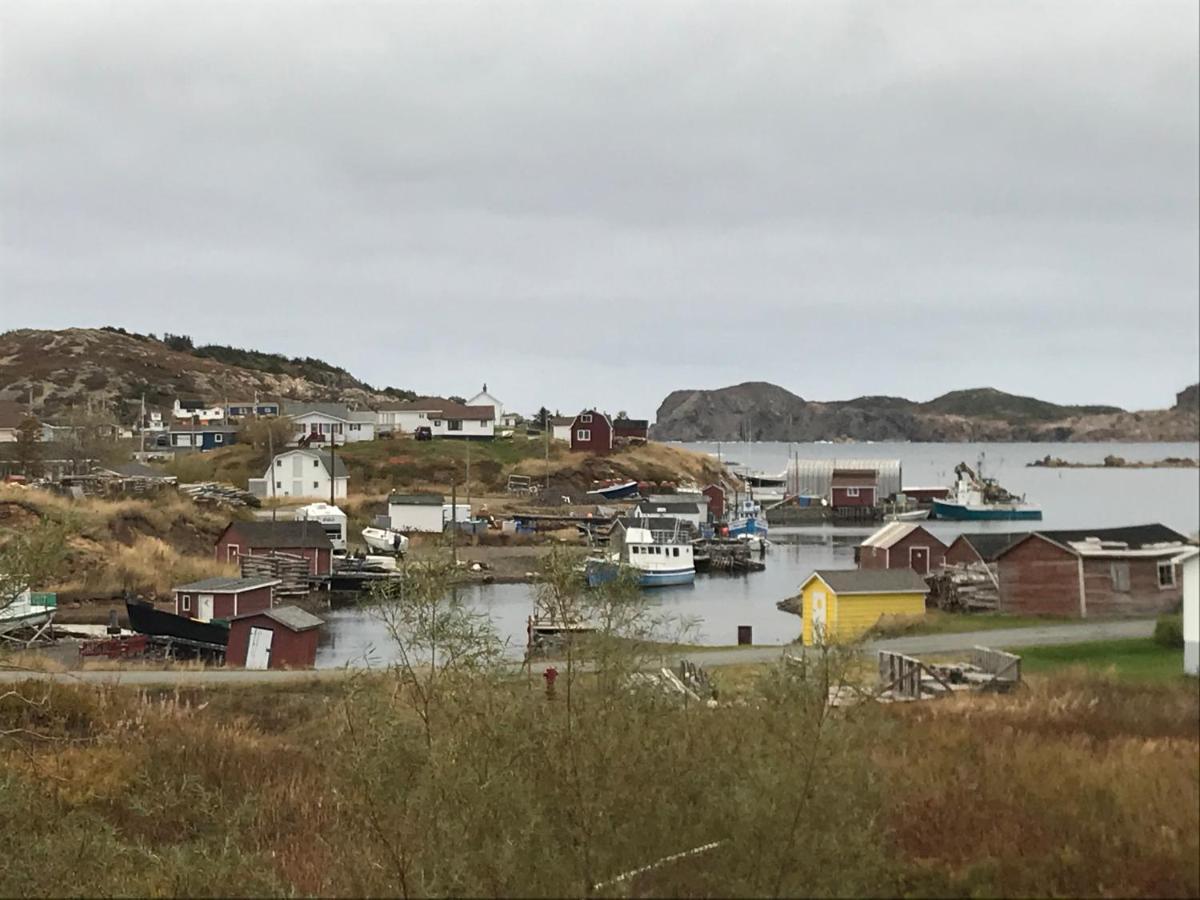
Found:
<box><xmin>727</xmin><ymin>498</ymin><xmax>770</xmax><ymax>538</ymax></box>
<box><xmin>931</xmin><ymin>460</ymin><xmax>1042</xmax><ymax>521</ymax></box>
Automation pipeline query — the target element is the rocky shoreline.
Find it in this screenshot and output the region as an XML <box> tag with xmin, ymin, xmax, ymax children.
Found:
<box><xmin>1027</xmin><ymin>455</ymin><xmax>1199</xmax><ymax>469</ymax></box>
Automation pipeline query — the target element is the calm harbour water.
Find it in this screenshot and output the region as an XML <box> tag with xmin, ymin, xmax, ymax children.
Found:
<box><xmin>317</xmin><ymin>440</ymin><xmax>1200</xmax><ymax>668</ymax></box>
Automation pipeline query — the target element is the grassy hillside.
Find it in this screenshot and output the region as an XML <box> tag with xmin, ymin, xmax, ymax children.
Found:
<box><xmin>920</xmin><ymin>387</ymin><xmax>1122</xmax><ymax>421</ymax></box>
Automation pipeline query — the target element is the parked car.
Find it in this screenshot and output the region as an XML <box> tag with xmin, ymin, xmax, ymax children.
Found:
<box><xmin>414</xmin><ymin>426</ymin><xmax>433</xmax><ymax>441</ymax></box>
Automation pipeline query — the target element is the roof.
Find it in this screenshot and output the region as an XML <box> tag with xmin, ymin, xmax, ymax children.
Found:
<box><xmin>224</xmin><ymin>521</ymin><xmax>334</xmax><ymax>549</ymax></box>
<box><xmin>573</xmin><ymin>409</ymin><xmax>612</xmax><ymax>426</ymax></box>
<box><xmin>615</xmin><ymin>516</ymin><xmax>686</xmax><ymax>532</ymax></box>
<box><xmin>953</xmin><ymin>532</ymin><xmax>1026</xmax><ymax>561</ymax></box>
<box><xmin>997</xmin><ymin>524</ymin><xmax>1190</xmax><ymax>559</ymax></box>
<box><xmin>388</xmin><ymin>493</ymin><xmax>445</xmax><ymax>506</ymax></box>
<box><xmin>273</xmin><ymin>449</ymin><xmax>348</xmax><ymax>478</ymax></box>
<box><xmin>282</xmin><ymin>401</ymin><xmax>373</xmax><ymax>422</ymax></box>
<box><xmin>231</xmin><ymin>605</ymin><xmax>324</xmax><ymax>631</ymax></box>
<box><xmin>101</xmin><ymin>462</ymin><xmax>175</xmax><ymax>480</ymax></box>
<box><xmin>789</xmin><ymin>459</ymin><xmax>903</xmax><ymax>500</ymax></box>
<box><xmin>172</xmin><ymin>576</ymin><xmax>282</xmax><ymax>594</ymax></box>
<box><xmin>803</xmin><ymin>568</ymin><xmax>930</xmax><ymax>595</ymax></box>
<box><xmin>635</xmin><ymin>500</ymin><xmax>703</xmax><ymax>515</ymax></box>
<box><xmin>169</xmin><ymin>426</ymin><xmax>238</xmax><ymax>434</ymax></box>
<box><xmin>860</xmin><ymin>522</ymin><xmax>935</xmax><ymax>550</ymax></box>
<box><xmin>614</xmin><ymin>419</ymin><xmax>650</xmax><ymax>430</ymax></box>
<box><xmin>549</xmin><ymin>416</ymin><xmax>575</xmax><ymax>426</ymax></box>
<box><xmin>0</xmin><ymin>400</ymin><xmax>28</xmax><ymax>429</ymax></box>
<box><xmin>382</xmin><ymin>398</ymin><xmax>495</xmax><ymax>420</ymax></box>
<box><xmin>831</xmin><ymin>469</ymin><xmax>878</xmax><ymax>487</ymax></box>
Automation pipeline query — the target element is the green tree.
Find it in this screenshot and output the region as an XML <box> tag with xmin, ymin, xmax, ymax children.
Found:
<box><xmin>14</xmin><ymin>415</ymin><xmax>43</xmax><ymax>478</ymax></box>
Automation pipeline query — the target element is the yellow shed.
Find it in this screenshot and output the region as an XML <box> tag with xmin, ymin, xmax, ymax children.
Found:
<box><xmin>798</xmin><ymin>568</ymin><xmax>929</xmax><ymax>646</ymax></box>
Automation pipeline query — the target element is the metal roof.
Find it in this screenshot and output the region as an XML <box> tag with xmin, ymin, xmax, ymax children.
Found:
<box><xmin>172</xmin><ymin>576</ymin><xmax>281</xmax><ymax>594</ymax></box>
<box><xmin>804</xmin><ymin>568</ymin><xmax>929</xmax><ymax>595</ymax></box>
<box><xmin>786</xmin><ymin>459</ymin><xmax>903</xmax><ymax>499</ymax></box>
<box><xmin>388</xmin><ymin>493</ymin><xmax>444</xmax><ymax>506</ymax></box>
<box><xmin>953</xmin><ymin>532</ymin><xmax>1026</xmax><ymax>561</ymax></box>
<box><xmin>232</xmin><ymin>605</ymin><xmax>324</xmax><ymax>631</ymax></box>
<box><xmin>860</xmin><ymin>522</ymin><xmax>920</xmax><ymax>549</ymax></box>
<box><xmin>225</xmin><ymin>521</ymin><xmax>333</xmax><ymax>549</ymax></box>
<box><xmin>273</xmin><ymin>449</ymin><xmax>348</xmax><ymax>478</ymax></box>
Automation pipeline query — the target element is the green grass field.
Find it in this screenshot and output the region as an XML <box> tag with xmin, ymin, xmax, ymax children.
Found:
<box><xmin>871</xmin><ymin>609</ymin><xmax>1075</xmax><ymax>638</ymax></box>
<box><xmin>1011</xmin><ymin>638</ymin><xmax>1186</xmax><ymax>682</ymax></box>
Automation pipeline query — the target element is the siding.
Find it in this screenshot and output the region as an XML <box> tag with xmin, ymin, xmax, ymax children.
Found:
<box><xmin>1080</xmin><ymin>557</ymin><xmax>1182</xmax><ymax>617</ymax></box>
<box><xmin>997</xmin><ymin>536</ymin><xmax>1080</xmax><ymax>616</ymax></box>
<box><xmin>570</xmin><ymin>411</ymin><xmax>613</xmax><ymax>454</ymax></box>
<box><xmin>226</xmin><ymin>616</ymin><xmax>320</xmax><ymax>669</ymax></box>
<box><xmin>175</xmin><ymin>585</ymin><xmax>273</xmax><ymax>620</ymax></box>
<box><xmin>944</xmin><ymin>537</ymin><xmax>985</xmax><ymax>567</ymax></box>
<box><xmin>831</xmin><ymin>486</ymin><xmax>875</xmax><ymax>507</ymax></box>
<box><xmin>800</xmin><ymin>578</ymin><xmax>926</xmax><ymax>645</ymax></box>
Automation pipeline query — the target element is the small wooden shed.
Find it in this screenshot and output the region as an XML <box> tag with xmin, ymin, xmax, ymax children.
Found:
<box><xmin>173</xmin><ymin>576</ymin><xmax>280</xmax><ymax>621</ymax></box>
<box><xmin>797</xmin><ymin>568</ymin><xmax>929</xmax><ymax>646</ymax></box>
<box><xmin>858</xmin><ymin>522</ymin><xmax>948</xmax><ymax>575</ymax></box>
<box><xmin>702</xmin><ymin>484</ymin><xmax>726</xmax><ymax>520</ymax></box>
<box><xmin>226</xmin><ymin>606</ymin><xmax>324</xmax><ymax>670</ymax></box>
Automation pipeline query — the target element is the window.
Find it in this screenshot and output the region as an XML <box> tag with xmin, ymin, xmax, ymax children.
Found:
<box><xmin>631</xmin><ymin>546</ymin><xmax>639</xmax><ymax>554</ymax></box>
<box><xmin>227</xmin><ymin>544</ymin><xmax>239</xmax><ymax>562</ymax></box>
<box><xmin>313</xmin><ymin>482</ymin><xmax>320</xmax><ymax>489</ymax></box>
<box><xmin>1110</xmin><ymin>562</ymin><xmax>1131</xmax><ymax>592</ymax></box>
<box><xmin>673</xmin><ymin>547</ymin><xmax>679</xmax><ymax>557</ymax></box>
<box><xmin>1158</xmin><ymin>561</ymin><xmax>1176</xmax><ymax>588</ymax></box>
<box><xmin>350</xmin><ymin>424</ymin><xmax>360</xmax><ymax>431</ymax></box>
<box><xmin>581</xmin><ymin>414</ymin><xmax>593</xmax><ymax>423</ymax></box>
<box><xmin>480</xmin><ymin>419</ymin><xmax>489</xmax><ymax>426</ymax></box>
<box><xmin>275</xmin><ymin>459</ymin><xmax>282</xmax><ymax>468</ymax></box>
<box><xmin>434</xmin><ymin>420</ymin><xmax>442</xmax><ymax>427</ymax></box>
<box><xmin>448</xmin><ymin>419</ymin><xmax>463</xmax><ymax>431</ymax></box>
<box><xmin>181</xmin><ymin>594</ymin><xmax>191</xmax><ymax>611</ymax></box>
<box><xmin>576</xmin><ymin>429</ymin><xmax>591</xmax><ymax>442</ymax></box>
<box><xmin>314</xmin><ymin>460</ymin><xmax>320</xmax><ymax>467</ymax></box>
<box><xmin>214</xmin><ymin>433</ymin><xmax>224</xmax><ymax>444</ymax></box>
<box><xmin>846</xmin><ymin>487</ymin><xmax>860</xmax><ymax>497</ymax></box>
<box><xmin>275</xmin><ymin>481</ymin><xmax>282</xmax><ymax>489</ymax></box>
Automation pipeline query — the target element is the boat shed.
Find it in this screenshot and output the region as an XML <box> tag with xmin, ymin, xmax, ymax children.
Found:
<box><xmin>388</xmin><ymin>493</ymin><xmax>446</xmax><ymax>533</ymax></box>
<box><xmin>173</xmin><ymin>576</ymin><xmax>280</xmax><ymax>621</ymax></box>
<box><xmin>994</xmin><ymin>524</ymin><xmax>1189</xmax><ymax>618</ymax></box>
<box><xmin>214</xmin><ymin>521</ymin><xmax>334</xmax><ymax>575</ymax></box>
<box><xmin>858</xmin><ymin>523</ymin><xmax>947</xmax><ymax>575</ymax></box>
<box><xmin>226</xmin><ymin>606</ymin><xmax>324</xmax><ymax>670</ymax></box>
<box><xmin>797</xmin><ymin>568</ymin><xmax>929</xmax><ymax>646</ymax></box>
<box><xmin>702</xmin><ymin>484</ymin><xmax>726</xmax><ymax>520</ymax></box>
<box><xmin>786</xmin><ymin>459</ymin><xmax>902</xmax><ymax>501</ymax></box>
<box><xmin>830</xmin><ymin>469</ymin><xmax>878</xmax><ymax>508</ymax></box>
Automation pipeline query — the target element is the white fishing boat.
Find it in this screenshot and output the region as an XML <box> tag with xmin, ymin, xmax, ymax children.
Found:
<box><xmin>587</xmin><ymin>521</ymin><xmax>695</xmax><ymax>588</ymax></box>
<box><xmin>361</xmin><ymin>527</ymin><xmax>410</xmax><ymax>555</ymax></box>
<box><xmin>727</xmin><ymin>497</ymin><xmax>769</xmax><ymax>538</ymax></box>
<box><xmin>884</xmin><ymin>508</ymin><xmax>931</xmax><ymax>522</ymax></box>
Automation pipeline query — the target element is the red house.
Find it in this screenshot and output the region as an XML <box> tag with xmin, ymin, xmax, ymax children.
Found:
<box><xmin>702</xmin><ymin>484</ymin><xmax>726</xmax><ymax>520</ymax></box>
<box><xmin>570</xmin><ymin>410</ymin><xmax>613</xmax><ymax>454</ymax></box>
<box><xmin>994</xmin><ymin>524</ymin><xmax>1188</xmax><ymax>618</ymax></box>
<box><xmin>830</xmin><ymin>469</ymin><xmax>878</xmax><ymax>507</ymax></box>
<box><xmin>857</xmin><ymin>522</ymin><xmax>947</xmax><ymax>575</ymax></box>
<box><xmin>173</xmin><ymin>576</ymin><xmax>279</xmax><ymax>620</ymax></box>
<box><xmin>226</xmin><ymin>606</ymin><xmax>324</xmax><ymax>670</ymax></box>
<box><xmin>613</xmin><ymin>418</ymin><xmax>649</xmax><ymax>443</ymax></box>
<box><xmin>214</xmin><ymin>521</ymin><xmax>334</xmax><ymax>576</ymax></box>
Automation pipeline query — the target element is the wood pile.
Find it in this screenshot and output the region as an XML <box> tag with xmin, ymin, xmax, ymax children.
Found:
<box><xmin>240</xmin><ymin>552</ymin><xmax>313</xmax><ymax>599</ymax></box>
<box><xmin>179</xmin><ymin>482</ymin><xmax>261</xmax><ymax>508</ymax></box>
<box><xmin>877</xmin><ymin>647</ymin><xmax>1020</xmax><ymax>702</ymax></box>
<box><xmin>926</xmin><ymin>563</ymin><xmax>999</xmax><ymax>611</ymax></box>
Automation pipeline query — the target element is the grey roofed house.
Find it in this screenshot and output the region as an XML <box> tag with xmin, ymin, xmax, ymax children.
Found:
<box><xmin>172</xmin><ymin>576</ymin><xmax>282</xmax><ymax>593</ymax></box>
<box><xmin>282</xmin><ymin>401</ymin><xmax>375</xmax><ymax>422</ymax></box>
<box><xmin>806</xmin><ymin>568</ymin><xmax>930</xmax><ymax>595</ymax></box>
<box><xmin>283</xmin><ymin>449</ymin><xmax>348</xmax><ymax>478</ymax></box>
<box><xmin>231</xmin><ymin>605</ymin><xmax>324</xmax><ymax>630</ymax></box>
<box><xmin>222</xmin><ymin>521</ymin><xmax>333</xmax><ymax>549</ymax></box>
<box><xmin>388</xmin><ymin>493</ymin><xmax>445</xmax><ymax>506</ymax></box>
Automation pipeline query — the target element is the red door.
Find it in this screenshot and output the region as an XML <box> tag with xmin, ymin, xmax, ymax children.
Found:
<box><xmin>910</xmin><ymin>547</ymin><xmax>929</xmax><ymax>575</ymax></box>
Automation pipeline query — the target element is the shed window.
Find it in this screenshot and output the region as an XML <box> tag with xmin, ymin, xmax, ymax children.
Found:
<box><xmin>1110</xmin><ymin>562</ymin><xmax>1131</xmax><ymax>592</ymax></box>
<box><xmin>181</xmin><ymin>594</ymin><xmax>191</xmax><ymax>611</ymax></box>
<box><xmin>576</xmin><ymin>429</ymin><xmax>591</xmax><ymax>442</ymax></box>
<box><xmin>581</xmin><ymin>414</ymin><xmax>593</xmax><ymax>423</ymax></box>
<box><xmin>480</xmin><ymin>419</ymin><xmax>489</xmax><ymax>426</ymax></box>
<box><xmin>1157</xmin><ymin>561</ymin><xmax>1176</xmax><ymax>588</ymax></box>
<box><xmin>214</xmin><ymin>433</ymin><xmax>223</xmax><ymax>444</ymax></box>
<box><xmin>846</xmin><ymin>487</ymin><xmax>859</xmax><ymax>497</ymax></box>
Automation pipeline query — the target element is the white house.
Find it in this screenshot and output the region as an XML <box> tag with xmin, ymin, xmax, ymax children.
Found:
<box><xmin>378</xmin><ymin>398</ymin><xmax>496</xmax><ymax>438</ymax></box>
<box><xmin>466</xmin><ymin>384</ymin><xmax>519</xmax><ymax>429</ymax></box>
<box><xmin>173</xmin><ymin>399</ymin><xmax>225</xmax><ymax>423</ymax></box>
<box><xmin>284</xmin><ymin>402</ymin><xmax>376</xmax><ymax>445</ymax></box>
<box><xmin>251</xmin><ymin>449</ymin><xmax>348</xmax><ymax>500</ymax></box>
<box><xmin>388</xmin><ymin>493</ymin><xmax>446</xmax><ymax>533</ymax></box>
<box><xmin>1181</xmin><ymin>548</ymin><xmax>1199</xmax><ymax>676</ymax></box>
<box><xmin>550</xmin><ymin>416</ymin><xmax>573</xmax><ymax>443</ymax></box>
<box><xmin>632</xmin><ymin>498</ymin><xmax>707</xmax><ymax>529</ymax></box>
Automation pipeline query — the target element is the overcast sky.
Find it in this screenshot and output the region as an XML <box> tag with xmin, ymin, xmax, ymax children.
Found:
<box><xmin>2</xmin><ymin>1</ymin><xmax>1197</xmax><ymax>418</ymax></box>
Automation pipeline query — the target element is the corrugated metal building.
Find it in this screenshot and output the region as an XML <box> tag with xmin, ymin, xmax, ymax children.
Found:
<box><xmin>786</xmin><ymin>459</ymin><xmax>903</xmax><ymax>500</ymax></box>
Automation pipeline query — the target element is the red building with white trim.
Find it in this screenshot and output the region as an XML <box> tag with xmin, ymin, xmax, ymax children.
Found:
<box><xmin>214</xmin><ymin>521</ymin><xmax>334</xmax><ymax>576</ymax></box>
<box><xmin>570</xmin><ymin>410</ymin><xmax>613</xmax><ymax>454</ymax></box>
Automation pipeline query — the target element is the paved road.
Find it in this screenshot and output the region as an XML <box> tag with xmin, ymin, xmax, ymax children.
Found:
<box><xmin>0</xmin><ymin>619</ymin><xmax>1156</xmax><ymax>686</ymax></box>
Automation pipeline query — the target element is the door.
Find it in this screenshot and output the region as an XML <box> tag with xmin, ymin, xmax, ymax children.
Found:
<box><xmin>197</xmin><ymin>594</ymin><xmax>214</xmax><ymax>621</ymax></box>
<box><xmin>245</xmin><ymin>626</ymin><xmax>273</xmax><ymax>670</ymax></box>
<box><xmin>292</xmin><ymin>480</ymin><xmax>303</xmax><ymax>496</ymax></box>
<box><xmin>910</xmin><ymin>547</ymin><xmax>929</xmax><ymax>575</ymax></box>
<box><xmin>811</xmin><ymin>590</ymin><xmax>828</xmax><ymax>642</ymax></box>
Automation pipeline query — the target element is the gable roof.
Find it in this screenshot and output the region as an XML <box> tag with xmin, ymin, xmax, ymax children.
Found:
<box><xmin>273</xmin><ymin>449</ymin><xmax>348</xmax><ymax>478</ymax></box>
<box><xmin>802</xmin><ymin>568</ymin><xmax>930</xmax><ymax>595</ymax></box>
<box><xmin>572</xmin><ymin>409</ymin><xmax>611</xmax><ymax>427</ymax></box>
<box><xmin>635</xmin><ymin>500</ymin><xmax>704</xmax><ymax>515</ymax></box>
<box><xmin>172</xmin><ymin>576</ymin><xmax>282</xmax><ymax>594</ymax></box>
<box><xmin>831</xmin><ymin>469</ymin><xmax>878</xmax><ymax>487</ymax></box>
<box><xmin>381</xmin><ymin>398</ymin><xmax>495</xmax><ymax>420</ymax></box>
<box><xmin>952</xmin><ymin>532</ymin><xmax>1026</xmax><ymax>562</ymax></box>
<box><xmin>996</xmin><ymin>524</ymin><xmax>1189</xmax><ymax>559</ymax></box>
<box><xmin>282</xmin><ymin>401</ymin><xmax>373</xmax><ymax>422</ymax></box>
<box><xmin>224</xmin><ymin>520</ymin><xmax>334</xmax><ymax>549</ymax></box>
<box><xmin>231</xmin><ymin>605</ymin><xmax>324</xmax><ymax>631</ymax></box>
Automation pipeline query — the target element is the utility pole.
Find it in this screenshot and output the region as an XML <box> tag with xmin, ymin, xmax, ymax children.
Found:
<box><xmin>329</xmin><ymin>434</ymin><xmax>337</xmax><ymax>507</ymax></box>
<box><xmin>466</xmin><ymin>439</ymin><xmax>471</xmax><ymax>512</ymax></box>
<box><xmin>268</xmin><ymin>423</ymin><xmax>277</xmax><ymax>524</ymax></box>
<box><xmin>544</xmin><ymin>422</ymin><xmax>550</xmax><ymax>495</ymax></box>
<box><xmin>450</xmin><ymin>477</ymin><xmax>458</xmax><ymax>565</ymax></box>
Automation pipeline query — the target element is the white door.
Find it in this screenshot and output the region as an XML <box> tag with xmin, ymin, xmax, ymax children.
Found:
<box><xmin>197</xmin><ymin>594</ymin><xmax>214</xmax><ymax>621</ymax></box>
<box><xmin>245</xmin><ymin>626</ymin><xmax>273</xmax><ymax>670</ymax></box>
<box><xmin>292</xmin><ymin>480</ymin><xmax>303</xmax><ymax>496</ymax></box>
<box><xmin>811</xmin><ymin>590</ymin><xmax>828</xmax><ymax>642</ymax></box>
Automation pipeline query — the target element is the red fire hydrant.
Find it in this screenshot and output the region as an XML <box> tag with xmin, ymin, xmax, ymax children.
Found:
<box><xmin>543</xmin><ymin>666</ymin><xmax>559</xmax><ymax>700</ymax></box>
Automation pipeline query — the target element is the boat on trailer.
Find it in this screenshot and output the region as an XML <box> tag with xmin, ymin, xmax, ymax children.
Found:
<box><xmin>361</xmin><ymin>526</ymin><xmax>410</xmax><ymax>555</ymax></box>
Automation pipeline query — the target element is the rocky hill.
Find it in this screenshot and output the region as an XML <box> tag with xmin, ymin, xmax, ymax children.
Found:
<box><xmin>0</xmin><ymin>327</ymin><xmax>408</xmax><ymax>424</ymax></box>
<box><xmin>652</xmin><ymin>382</ymin><xmax>1200</xmax><ymax>443</ymax></box>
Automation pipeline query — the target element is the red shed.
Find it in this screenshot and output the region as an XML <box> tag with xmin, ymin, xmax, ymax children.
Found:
<box><xmin>227</xmin><ymin>606</ymin><xmax>324</xmax><ymax>670</ymax></box>
<box><xmin>830</xmin><ymin>469</ymin><xmax>877</xmax><ymax>507</ymax></box>
<box><xmin>858</xmin><ymin>522</ymin><xmax>947</xmax><ymax>575</ymax></box>
<box><xmin>215</xmin><ymin>521</ymin><xmax>334</xmax><ymax>576</ymax></box>
<box><xmin>995</xmin><ymin>524</ymin><xmax>1188</xmax><ymax>618</ymax></box>
<box><xmin>613</xmin><ymin>418</ymin><xmax>649</xmax><ymax>443</ymax></box>
<box><xmin>944</xmin><ymin>532</ymin><xmax>1025</xmax><ymax>567</ymax></box>
<box><xmin>173</xmin><ymin>576</ymin><xmax>280</xmax><ymax>621</ymax></box>
<box><xmin>570</xmin><ymin>410</ymin><xmax>613</xmax><ymax>454</ymax></box>
<box><xmin>702</xmin><ymin>484</ymin><xmax>726</xmax><ymax>520</ymax></box>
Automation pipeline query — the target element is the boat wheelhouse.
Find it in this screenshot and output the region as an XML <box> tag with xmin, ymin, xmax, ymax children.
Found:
<box><xmin>588</xmin><ymin>518</ymin><xmax>695</xmax><ymax>587</ymax></box>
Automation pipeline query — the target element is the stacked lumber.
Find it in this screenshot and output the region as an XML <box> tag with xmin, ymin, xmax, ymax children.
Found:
<box><xmin>926</xmin><ymin>563</ymin><xmax>999</xmax><ymax>611</ymax></box>
<box><xmin>240</xmin><ymin>552</ymin><xmax>312</xmax><ymax>599</ymax></box>
<box><xmin>178</xmin><ymin>482</ymin><xmax>261</xmax><ymax>508</ymax></box>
